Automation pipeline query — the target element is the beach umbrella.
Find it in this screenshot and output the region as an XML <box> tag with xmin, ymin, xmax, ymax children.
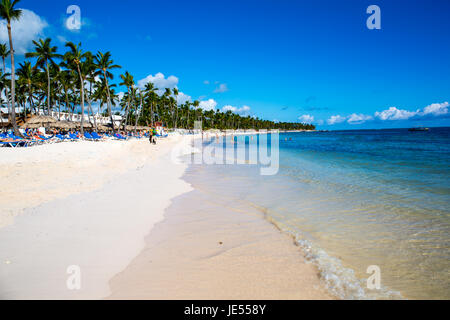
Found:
<box><xmin>50</xmin><ymin>121</ymin><xmax>76</xmax><ymax>130</ymax></box>
<box><xmin>97</xmin><ymin>125</ymin><xmax>110</xmax><ymax>132</ymax></box>
<box><xmin>22</xmin><ymin>123</ymin><xmax>41</xmax><ymax>129</ymax></box>
<box><xmin>77</xmin><ymin>122</ymin><xmax>93</xmax><ymax>129</ymax></box>
<box><xmin>26</xmin><ymin>115</ymin><xmax>56</xmax><ymax>125</ymax></box>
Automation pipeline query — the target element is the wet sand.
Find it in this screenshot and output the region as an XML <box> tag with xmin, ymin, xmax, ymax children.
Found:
<box><xmin>108</xmin><ymin>174</ymin><xmax>332</xmax><ymax>299</ymax></box>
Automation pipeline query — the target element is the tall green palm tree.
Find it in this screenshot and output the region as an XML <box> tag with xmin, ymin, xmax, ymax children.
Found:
<box><xmin>17</xmin><ymin>61</ymin><xmax>36</xmax><ymax>116</ymax></box>
<box><xmin>92</xmin><ymin>78</ymin><xmax>115</xmax><ymax>118</ymax></box>
<box><xmin>79</xmin><ymin>52</ymin><xmax>98</xmax><ymax>130</ymax></box>
<box><xmin>143</xmin><ymin>82</ymin><xmax>157</xmax><ymax>126</ymax></box>
<box><xmin>192</xmin><ymin>100</ymin><xmax>200</xmax><ymax>128</ymax></box>
<box><xmin>172</xmin><ymin>87</ymin><xmax>179</xmax><ymax>128</ymax></box>
<box><xmin>0</xmin><ymin>43</ymin><xmax>11</xmax><ymax>116</ymax></box>
<box><xmin>0</xmin><ymin>43</ymin><xmax>9</xmax><ymax>74</ymax></box>
<box><xmin>0</xmin><ymin>0</ymin><xmax>22</xmax><ymax>135</ymax></box>
<box><xmin>0</xmin><ymin>72</ymin><xmax>8</xmax><ymax>125</ymax></box>
<box><xmin>119</xmin><ymin>71</ymin><xmax>134</xmax><ymax>131</ymax></box>
<box><xmin>25</xmin><ymin>38</ymin><xmax>61</xmax><ymax>115</ymax></box>
<box><xmin>133</xmin><ymin>88</ymin><xmax>143</xmax><ymax>132</ymax></box>
<box><xmin>94</xmin><ymin>51</ymin><xmax>121</xmax><ymax>133</ymax></box>
<box><xmin>185</xmin><ymin>101</ymin><xmax>191</xmax><ymax>129</ymax></box>
<box><xmin>63</xmin><ymin>42</ymin><xmax>88</xmax><ymax>134</ymax></box>
<box><xmin>57</xmin><ymin>68</ymin><xmax>74</xmax><ymax>116</ymax></box>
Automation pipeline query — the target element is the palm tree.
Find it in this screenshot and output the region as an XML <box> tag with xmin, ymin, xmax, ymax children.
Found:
<box><xmin>94</xmin><ymin>51</ymin><xmax>121</xmax><ymax>133</ymax></box>
<box><xmin>79</xmin><ymin>52</ymin><xmax>98</xmax><ymax>130</ymax></box>
<box><xmin>92</xmin><ymin>78</ymin><xmax>115</xmax><ymax>118</ymax></box>
<box><xmin>119</xmin><ymin>71</ymin><xmax>134</xmax><ymax>131</ymax></box>
<box><xmin>0</xmin><ymin>43</ymin><xmax>9</xmax><ymax>75</ymax></box>
<box><xmin>133</xmin><ymin>88</ymin><xmax>143</xmax><ymax>132</ymax></box>
<box><xmin>17</xmin><ymin>61</ymin><xmax>36</xmax><ymax>116</ymax></box>
<box><xmin>172</xmin><ymin>87</ymin><xmax>179</xmax><ymax>128</ymax></box>
<box><xmin>25</xmin><ymin>38</ymin><xmax>60</xmax><ymax>115</ymax></box>
<box><xmin>0</xmin><ymin>43</ymin><xmax>11</xmax><ymax>115</ymax></box>
<box><xmin>0</xmin><ymin>0</ymin><xmax>22</xmax><ymax>135</ymax></box>
<box><xmin>57</xmin><ymin>68</ymin><xmax>74</xmax><ymax>117</ymax></box>
<box><xmin>143</xmin><ymin>82</ymin><xmax>157</xmax><ymax>126</ymax></box>
<box><xmin>63</xmin><ymin>42</ymin><xmax>88</xmax><ymax>134</ymax></box>
<box><xmin>192</xmin><ymin>100</ymin><xmax>200</xmax><ymax>128</ymax></box>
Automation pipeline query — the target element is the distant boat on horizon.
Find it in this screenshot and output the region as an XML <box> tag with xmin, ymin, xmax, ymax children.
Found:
<box><xmin>408</xmin><ymin>126</ymin><xmax>429</xmax><ymax>132</ymax></box>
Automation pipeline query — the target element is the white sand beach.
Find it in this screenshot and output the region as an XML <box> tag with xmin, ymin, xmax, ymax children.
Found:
<box><xmin>0</xmin><ymin>134</ymin><xmax>331</xmax><ymax>299</ymax></box>
<box><xmin>0</xmin><ymin>136</ymin><xmax>191</xmax><ymax>299</ymax></box>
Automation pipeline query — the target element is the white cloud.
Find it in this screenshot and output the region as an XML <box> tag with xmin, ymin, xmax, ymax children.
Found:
<box><xmin>137</xmin><ymin>72</ymin><xmax>179</xmax><ymax>94</ymax></box>
<box><xmin>176</xmin><ymin>92</ymin><xmax>191</xmax><ymax>105</ymax></box>
<box><xmin>347</xmin><ymin>113</ymin><xmax>373</xmax><ymax>124</ymax></box>
<box><xmin>324</xmin><ymin>101</ymin><xmax>449</xmax><ymax>126</ymax></box>
<box><xmin>203</xmin><ymin>80</ymin><xmax>210</xmax><ymax>85</ymax></box>
<box><xmin>0</xmin><ymin>9</ymin><xmax>48</xmax><ymax>55</ymax></box>
<box><xmin>298</xmin><ymin>114</ymin><xmax>314</xmax><ymax>123</ymax></box>
<box><xmin>214</xmin><ymin>83</ymin><xmax>228</xmax><ymax>93</ymax></box>
<box><xmin>375</xmin><ymin>107</ymin><xmax>418</xmax><ymax>120</ymax></box>
<box><xmin>222</xmin><ymin>105</ymin><xmax>236</xmax><ymax>112</ymax></box>
<box><xmin>199</xmin><ymin>99</ymin><xmax>217</xmax><ymax>111</ymax></box>
<box><xmin>222</xmin><ymin>105</ymin><xmax>251</xmax><ymax>115</ymax></box>
<box><xmin>327</xmin><ymin>115</ymin><xmax>346</xmax><ymax>125</ymax></box>
<box><xmin>421</xmin><ymin>102</ymin><xmax>449</xmax><ymax>116</ymax></box>
<box><xmin>374</xmin><ymin>102</ymin><xmax>449</xmax><ymax>121</ymax></box>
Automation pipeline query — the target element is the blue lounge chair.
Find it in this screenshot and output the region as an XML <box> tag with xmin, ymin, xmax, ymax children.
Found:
<box><xmin>84</xmin><ymin>132</ymin><xmax>95</xmax><ymax>140</ymax></box>
<box><xmin>69</xmin><ymin>133</ymin><xmax>80</xmax><ymax>140</ymax></box>
<box><xmin>91</xmin><ymin>132</ymin><xmax>103</xmax><ymax>140</ymax></box>
<box><xmin>114</xmin><ymin>133</ymin><xmax>127</xmax><ymax>140</ymax></box>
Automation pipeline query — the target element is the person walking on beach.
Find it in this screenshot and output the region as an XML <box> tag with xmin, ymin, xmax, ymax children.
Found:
<box><xmin>149</xmin><ymin>127</ymin><xmax>157</xmax><ymax>144</ymax></box>
<box><xmin>149</xmin><ymin>128</ymin><xmax>154</xmax><ymax>144</ymax></box>
<box><xmin>152</xmin><ymin>127</ymin><xmax>157</xmax><ymax>144</ymax></box>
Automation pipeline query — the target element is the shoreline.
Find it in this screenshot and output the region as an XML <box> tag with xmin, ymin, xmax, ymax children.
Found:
<box><xmin>108</xmin><ymin>136</ymin><xmax>333</xmax><ymax>300</ymax></box>
<box><xmin>0</xmin><ymin>132</ymin><xmax>332</xmax><ymax>299</ymax></box>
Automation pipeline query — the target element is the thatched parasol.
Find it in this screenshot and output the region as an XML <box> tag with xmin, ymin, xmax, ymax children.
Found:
<box><xmin>97</xmin><ymin>124</ymin><xmax>110</xmax><ymax>131</ymax></box>
<box><xmin>22</xmin><ymin>123</ymin><xmax>42</xmax><ymax>129</ymax></box>
<box><xmin>26</xmin><ymin>115</ymin><xmax>57</xmax><ymax>125</ymax></box>
<box><xmin>76</xmin><ymin>122</ymin><xmax>93</xmax><ymax>129</ymax></box>
<box><xmin>50</xmin><ymin>121</ymin><xmax>76</xmax><ymax>130</ymax></box>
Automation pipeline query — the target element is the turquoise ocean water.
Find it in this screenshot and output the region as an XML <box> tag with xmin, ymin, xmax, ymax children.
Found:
<box><xmin>183</xmin><ymin>128</ymin><xmax>450</xmax><ymax>299</ymax></box>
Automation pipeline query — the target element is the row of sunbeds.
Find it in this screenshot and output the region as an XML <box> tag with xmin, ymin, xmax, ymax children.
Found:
<box><xmin>0</xmin><ymin>131</ymin><xmax>146</xmax><ymax>148</ymax></box>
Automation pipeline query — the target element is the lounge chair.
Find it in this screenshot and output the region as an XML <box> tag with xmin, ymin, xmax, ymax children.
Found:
<box><xmin>91</xmin><ymin>132</ymin><xmax>103</xmax><ymax>140</ymax></box>
<box><xmin>84</xmin><ymin>132</ymin><xmax>95</xmax><ymax>140</ymax></box>
<box><xmin>69</xmin><ymin>133</ymin><xmax>80</xmax><ymax>141</ymax></box>
<box><xmin>114</xmin><ymin>133</ymin><xmax>127</xmax><ymax>140</ymax></box>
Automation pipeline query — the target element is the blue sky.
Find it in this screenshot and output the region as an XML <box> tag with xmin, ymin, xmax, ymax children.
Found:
<box><xmin>5</xmin><ymin>0</ymin><xmax>450</xmax><ymax>129</ymax></box>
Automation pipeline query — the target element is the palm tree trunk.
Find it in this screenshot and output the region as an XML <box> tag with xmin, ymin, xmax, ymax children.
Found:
<box><xmin>187</xmin><ymin>106</ymin><xmax>190</xmax><ymax>129</ymax></box>
<box><xmin>46</xmin><ymin>61</ymin><xmax>51</xmax><ymax>116</ymax></box>
<box><xmin>175</xmin><ymin>104</ymin><xmax>178</xmax><ymax>129</ymax></box>
<box><xmin>134</xmin><ymin>94</ymin><xmax>142</xmax><ymax>133</ymax></box>
<box><xmin>77</xmin><ymin>64</ymin><xmax>85</xmax><ymax>135</ymax></box>
<box><xmin>102</xmin><ymin>70</ymin><xmax>116</xmax><ymax>133</ymax></box>
<box><xmin>2</xmin><ymin>56</ymin><xmax>11</xmax><ymax>120</ymax></box>
<box><xmin>150</xmin><ymin>100</ymin><xmax>154</xmax><ymax>126</ymax></box>
<box><xmin>86</xmin><ymin>81</ymin><xmax>97</xmax><ymax>131</ymax></box>
<box><xmin>28</xmin><ymin>83</ymin><xmax>34</xmax><ymax>115</ymax></box>
<box><xmin>86</xmin><ymin>96</ymin><xmax>97</xmax><ymax>131</ymax></box>
<box><xmin>7</xmin><ymin>22</ymin><xmax>21</xmax><ymax>137</ymax></box>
